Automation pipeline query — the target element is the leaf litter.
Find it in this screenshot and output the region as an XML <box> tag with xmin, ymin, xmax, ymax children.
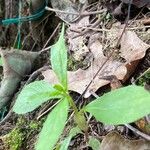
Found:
<box><xmin>100</xmin><ymin>131</ymin><xmax>150</xmax><ymax>150</ymax></box>
<box><xmin>42</xmin><ymin>28</ymin><xmax>150</xmax><ymax>98</ymax></box>
<box><xmin>0</xmin><ymin>0</ymin><xmax>150</xmax><ymax>149</ymax></box>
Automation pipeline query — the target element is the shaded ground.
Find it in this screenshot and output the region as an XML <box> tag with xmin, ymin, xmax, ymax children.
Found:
<box><xmin>0</xmin><ymin>0</ymin><xmax>150</xmax><ymax>150</ymax></box>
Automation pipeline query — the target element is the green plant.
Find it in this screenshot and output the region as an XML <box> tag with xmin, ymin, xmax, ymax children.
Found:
<box><xmin>5</xmin><ymin>128</ymin><xmax>24</xmax><ymax>150</ymax></box>
<box><xmin>13</xmin><ymin>24</ymin><xmax>150</xmax><ymax>150</ymax></box>
<box><xmin>0</xmin><ymin>57</ymin><xmax>3</xmax><ymax>66</ymax></box>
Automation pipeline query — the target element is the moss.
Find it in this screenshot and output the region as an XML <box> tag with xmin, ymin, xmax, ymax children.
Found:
<box><xmin>137</xmin><ymin>69</ymin><xmax>150</xmax><ymax>86</ymax></box>
<box><xmin>3</xmin><ymin>116</ymin><xmax>44</xmax><ymax>150</ymax></box>
<box><xmin>3</xmin><ymin>117</ymin><xmax>25</xmax><ymax>150</ymax></box>
<box><xmin>5</xmin><ymin>128</ymin><xmax>24</xmax><ymax>150</ymax></box>
<box><xmin>29</xmin><ymin>121</ymin><xmax>39</xmax><ymax>130</ymax></box>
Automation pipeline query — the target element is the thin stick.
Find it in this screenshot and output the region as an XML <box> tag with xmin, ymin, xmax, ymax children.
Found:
<box><xmin>125</xmin><ymin>124</ymin><xmax>150</xmax><ymax>141</ymax></box>
<box><xmin>116</xmin><ymin>0</ymin><xmax>133</xmax><ymax>47</ymax></box>
<box><xmin>77</xmin><ymin>52</ymin><xmax>113</xmax><ymax>101</ymax></box>
<box><xmin>43</xmin><ymin>23</ymin><xmax>60</xmax><ymax>49</ymax></box>
<box><xmin>134</xmin><ymin>68</ymin><xmax>150</xmax><ymax>84</ymax></box>
<box><xmin>39</xmin><ymin>23</ymin><xmax>61</xmax><ymax>54</ymax></box>
<box><xmin>128</xmin><ymin>25</ymin><xmax>150</xmax><ymax>30</ymax></box>
<box><xmin>79</xmin><ymin>26</ymin><xmax>110</xmax><ymax>32</ymax></box>
<box><xmin>37</xmin><ymin>100</ymin><xmax>60</xmax><ymax>120</ymax></box>
<box><xmin>77</xmin><ymin>25</ymin><xmax>150</xmax><ymax>32</ymax></box>
<box><xmin>22</xmin><ymin>13</ymin><xmax>51</xmax><ymax>49</ymax></box>
<box><xmin>45</xmin><ymin>6</ymin><xmax>106</xmax><ymax>17</ymax></box>
<box><xmin>90</xmin><ymin>91</ymin><xmax>99</xmax><ymax>98</ymax></box>
<box><xmin>72</xmin><ymin>17</ymin><xmax>103</xmax><ymax>39</ymax></box>
<box><xmin>30</xmin><ymin>17</ymin><xmax>49</xmax><ymax>51</ymax></box>
<box><xmin>45</xmin><ymin>6</ymin><xmax>79</xmax><ymax>15</ymax></box>
<box><xmin>76</xmin><ymin>0</ymin><xmax>133</xmax><ymax>100</ymax></box>
<box><xmin>0</xmin><ymin>109</ymin><xmax>13</xmax><ymax>125</ymax></box>
<box><xmin>25</xmin><ymin>66</ymin><xmax>50</xmax><ymax>85</ymax></box>
<box><xmin>39</xmin><ymin>45</ymin><xmax>52</xmax><ymax>53</ymax></box>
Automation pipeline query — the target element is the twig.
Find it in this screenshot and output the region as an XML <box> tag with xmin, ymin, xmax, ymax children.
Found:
<box><xmin>30</xmin><ymin>17</ymin><xmax>49</xmax><ymax>51</ymax></box>
<box><xmin>80</xmin><ymin>25</ymin><xmax>150</xmax><ymax>31</ymax></box>
<box><xmin>77</xmin><ymin>51</ymin><xmax>113</xmax><ymax>101</ymax></box>
<box><xmin>76</xmin><ymin>0</ymin><xmax>133</xmax><ymax>100</ymax></box>
<box><xmin>72</xmin><ymin>17</ymin><xmax>103</xmax><ymax>39</ymax></box>
<box><xmin>67</xmin><ymin>111</ymin><xmax>74</xmax><ymax>123</ymax></box>
<box><xmin>22</xmin><ymin>13</ymin><xmax>51</xmax><ymax>49</ymax></box>
<box><xmin>90</xmin><ymin>91</ymin><xmax>99</xmax><ymax>98</ymax></box>
<box><xmin>0</xmin><ymin>109</ymin><xmax>13</xmax><ymax>125</ymax></box>
<box><xmin>79</xmin><ymin>26</ymin><xmax>110</xmax><ymax>32</ymax></box>
<box><xmin>45</xmin><ymin>6</ymin><xmax>106</xmax><ymax>17</ymax></box>
<box><xmin>45</xmin><ymin>6</ymin><xmax>79</xmax><ymax>15</ymax></box>
<box><xmin>125</xmin><ymin>124</ymin><xmax>150</xmax><ymax>141</ymax></box>
<box><xmin>84</xmin><ymin>1</ymin><xmax>99</xmax><ymax>10</ymax></box>
<box><xmin>145</xmin><ymin>115</ymin><xmax>150</xmax><ymax>124</ymax></box>
<box><xmin>128</xmin><ymin>6</ymin><xmax>145</xmax><ymax>26</ymax></box>
<box><xmin>116</xmin><ymin>0</ymin><xmax>133</xmax><ymax>48</ymax></box>
<box><xmin>25</xmin><ymin>66</ymin><xmax>50</xmax><ymax>85</ymax></box>
<box><xmin>128</xmin><ymin>25</ymin><xmax>150</xmax><ymax>30</ymax></box>
<box><xmin>39</xmin><ymin>23</ymin><xmax>61</xmax><ymax>54</ymax></box>
<box><xmin>39</xmin><ymin>45</ymin><xmax>52</xmax><ymax>53</ymax></box>
<box><xmin>44</xmin><ymin>23</ymin><xmax>60</xmax><ymax>48</ymax></box>
<box><xmin>37</xmin><ymin>100</ymin><xmax>60</xmax><ymax>120</ymax></box>
<box><xmin>134</xmin><ymin>68</ymin><xmax>150</xmax><ymax>84</ymax></box>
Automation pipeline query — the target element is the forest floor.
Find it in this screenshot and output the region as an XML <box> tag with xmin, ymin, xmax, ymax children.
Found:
<box><xmin>0</xmin><ymin>0</ymin><xmax>150</xmax><ymax>150</ymax></box>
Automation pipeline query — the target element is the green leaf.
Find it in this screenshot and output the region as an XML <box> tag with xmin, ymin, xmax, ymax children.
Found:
<box><xmin>85</xmin><ymin>85</ymin><xmax>150</xmax><ymax>125</ymax></box>
<box><xmin>13</xmin><ymin>80</ymin><xmax>62</xmax><ymax>114</ymax></box>
<box><xmin>60</xmin><ymin>127</ymin><xmax>82</xmax><ymax>150</ymax></box>
<box><xmin>60</xmin><ymin>136</ymin><xmax>71</xmax><ymax>150</ymax></box>
<box><xmin>0</xmin><ymin>57</ymin><xmax>3</xmax><ymax>66</ymax></box>
<box><xmin>51</xmin><ymin>24</ymin><xmax>68</xmax><ymax>90</ymax></box>
<box><xmin>53</xmin><ymin>84</ymin><xmax>66</xmax><ymax>93</ymax></box>
<box><xmin>88</xmin><ymin>136</ymin><xmax>101</xmax><ymax>150</ymax></box>
<box><xmin>36</xmin><ymin>98</ymin><xmax>69</xmax><ymax>150</ymax></box>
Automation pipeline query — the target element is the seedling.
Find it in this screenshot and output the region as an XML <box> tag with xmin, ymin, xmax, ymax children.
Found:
<box><xmin>13</xmin><ymin>24</ymin><xmax>150</xmax><ymax>150</ymax></box>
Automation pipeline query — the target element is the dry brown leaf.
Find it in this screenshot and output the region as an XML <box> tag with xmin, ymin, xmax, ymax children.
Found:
<box><xmin>101</xmin><ymin>131</ymin><xmax>150</xmax><ymax>150</ymax></box>
<box><xmin>42</xmin><ymin>40</ymin><xmax>126</xmax><ymax>98</ymax></box>
<box><xmin>136</xmin><ymin>118</ymin><xmax>150</xmax><ymax>135</ymax></box>
<box><xmin>51</xmin><ymin>0</ymin><xmax>81</xmax><ymax>22</ymax></box>
<box><xmin>42</xmin><ymin>31</ymin><xmax>149</xmax><ymax>98</ymax></box>
<box><xmin>120</xmin><ymin>31</ymin><xmax>150</xmax><ymax>81</ymax></box>
<box><xmin>121</xmin><ymin>0</ymin><xmax>150</xmax><ymax>8</ymax></box>
<box><xmin>67</xmin><ymin>16</ymin><xmax>91</xmax><ymax>61</ymax></box>
<box><xmin>120</xmin><ymin>31</ymin><xmax>149</xmax><ymax>62</ymax></box>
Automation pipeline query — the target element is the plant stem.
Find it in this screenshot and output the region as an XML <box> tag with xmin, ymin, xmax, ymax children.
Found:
<box><xmin>65</xmin><ymin>93</ymin><xmax>89</xmax><ymax>134</ymax></box>
<box><xmin>66</xmin><ymin>94</ymin><xmax>78</xmax><ymax>114</ymax></box>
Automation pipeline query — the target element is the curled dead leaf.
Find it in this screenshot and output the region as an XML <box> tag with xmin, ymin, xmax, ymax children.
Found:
<box><xmin>101</xmin><ymin>131</ymin><xmax>150</xmax><ymax>150</ymax></box>
<box><xmin>42</xmin><ymin>40</ymin><xmax>126</xmax><ymax>98</ymax></box>
<box><xmin>42</xmin><ymin>30</ymin><xmax>149</xmax><ymax>98</ymax></box>
<box><xmin>51</xmin><ymin>0</ymin><xmax>81</xmax><ymax>22</ymax></box>
<box><xmin>120</xmin><ymin>31</ymin><xmax>150</xmax><ymax>81</ymax></box>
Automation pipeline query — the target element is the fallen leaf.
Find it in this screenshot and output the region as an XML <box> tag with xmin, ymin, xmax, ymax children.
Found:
<box><xmin>43</xmin><ymin>40</ymin><xmax>126</xmax><ymax>98</ymax></box>
<box><xmin>67</xmin><ymin>15</ymin><xmax>91</xmax><ymax>61</ymax></box>
<box><xmin>100</xmin><ymin>131</ymin><xmax>150</xmax><ymax>150</ymax></box>
<box><xmin>51</xmin><ymin>0</ymin><xmax>81</xmax><ymax>22</ymax></box>
<box><xmin>120</xmin><ymin>31</ymin><xmax>149</xmax><ymax>62</ymax></box>
<box><xmin>42</xmin><ymin>31</ymin><xmax>149</xmax><ymax>98</ymax></box>
<box><xmin>120</xmin><ymin>31</ymin><xmax>149</xmax><ymax>81</ymax></box>
<box><xmin>121</xmin><ymin>0</ymin><xmax>150</xmax><ymax>8</ymax></box>
<box><xmin>136</xmin><ymin>118</ymin><xmax>150</xmax><ymax>135</ymax></box>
